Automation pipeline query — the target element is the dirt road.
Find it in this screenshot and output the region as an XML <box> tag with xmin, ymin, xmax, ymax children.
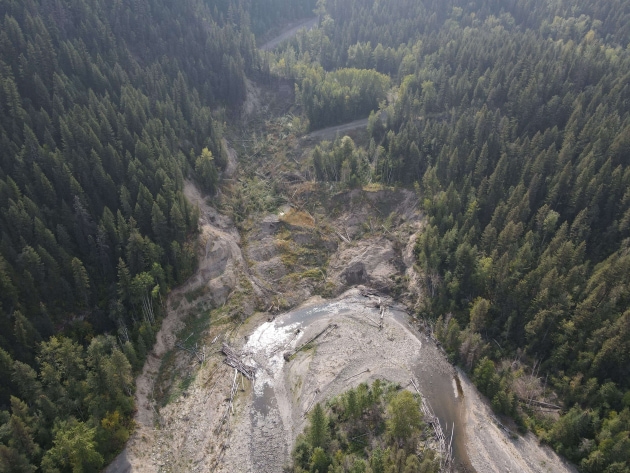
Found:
<box><xmin>304</xmin><ymin>117</ymin><xmax>370</xmax><ymax>140</ymax></box>
<box><xmin>260</xmin><ymin>17</ymin><xmax>318</xmax><ymax>51</ymax></box>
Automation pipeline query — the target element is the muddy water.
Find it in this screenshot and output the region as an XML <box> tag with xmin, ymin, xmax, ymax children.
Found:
<box><xmin>249</xmin><ymin>294</ymin><xmax>474</xmax><ymax>472</ymax></box>
<box><xmin>391</xmin><ymin>308</ymin><xmax>474</xmax><ymax>472</ymax></box>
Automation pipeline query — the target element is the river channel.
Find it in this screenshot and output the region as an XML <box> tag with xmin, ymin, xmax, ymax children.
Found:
<box><xmin>243</xmin><ymin>292</ymin><xmax>474</xmax><ymax>472</ymax></box>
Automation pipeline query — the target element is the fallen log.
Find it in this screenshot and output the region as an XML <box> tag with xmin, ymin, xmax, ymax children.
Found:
<box><xmin>335</xmin><ymin>231</ymin><xmax>350</xmax><ymax>243</ymax></box>
<box><xmin>361</xmin><ymin>311</ymin><xmax>381</xmax><ymax>328</ymax></box>
<box><xmin>411</xmin><ymin>378</ymin><xmax>453</xmax><ymax>470</ymax></box>
<box><xmin>303</xmin><ymin>388</ymin><xmax>320</xmax><ymax>416</ymax></box>
<box><xmin>284</xmin><ymin>324</ymin><xmax>338</xmax><ymax>360</ymax></box>
<box><xmin>176</xmin><ymin>342</ymin><xmax>204</xmax><ymax>363</ymax></box>
<box><xmin>216</xmin><ymin>368</ymin><xmax>239</xmax><ymax>435</ymax></box>
<box><xmin>344</xmin><ymin>368</ymin><xmax>370</xmax><ymax>381</ymax></box>
<box><xmin>221</xmin><ymin>343</ymin><xmax>257</xmax><ymax>380</ymax></box>
<box><xmin>491</xmin><ymin>415</ymin><xmax>517</xmax><ymax>437</ymax></box>
<box><xmin>517</xmin><ymin>397</ymin><xmax>562</xmax><ymax>410</ymax></box>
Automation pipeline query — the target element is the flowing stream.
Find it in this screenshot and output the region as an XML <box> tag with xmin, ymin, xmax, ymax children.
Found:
<box><xmin>244</xmin><ymin>294</ymin><xmax>474</xmax><ymax>472</ymax></box>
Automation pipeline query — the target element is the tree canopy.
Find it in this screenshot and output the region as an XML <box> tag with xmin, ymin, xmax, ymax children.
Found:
<box><xmin>269</xmin><ymin>0</ymin><xmax>630</xmax><ymax>469</ymax></box>
<box><xmin>290</xmin><ymin>382</ymin><xmax>438</xmax><ymax>473</ymax></box>
<box><xmin>0</xmin><ymin>0</ymin><xmax>315</xmax><ymax>469</ymax></box>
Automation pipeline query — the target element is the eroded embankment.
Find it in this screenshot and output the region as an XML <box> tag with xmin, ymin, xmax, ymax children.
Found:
<box><xmin>105</xmin><ymin>180</ymin><xmax>264</xmax><ymax>473</ymax></box>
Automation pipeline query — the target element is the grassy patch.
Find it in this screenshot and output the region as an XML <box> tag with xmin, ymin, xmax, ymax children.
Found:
<box><xmin>275</xmin><ymin>233</ymin><xmax>330</xmax><ymax>273</ymax></box>
<box><xmin>299</xmin><ymin>268</ymin><xmax>326</xmax><ymax>279</ymax></box>
<box><xmin>293</xmin><ymin>376</ymin><xmax>303</xmax><ymax>394</ymax></box>
<box><xmin>362</xmin><ymin>182</ymin><xmax>390</xmax><ymax>192</ymax></box>
<box><xmin>179</xmin><ymin>373</ymin><xmax>196</xmax><ymax>393</ymax></box>
<box><xmin>282</xmin><ymin>268</ymin><xmax>326</xmax><ymax>284</ymax></box>
<box><xmin>276</xmin><ymin>239</ymin><xmax>300</xmax><ymax>268</ymax></box>
<box><xmin>170</xmin><ymin>295</ymin><xmax>182</xmax><ymax>311</ymax></box>
<box><xmin>287</xmin><ymin>342</ymin><xmax>316</xmax><ymax>361</ymax></box>
<box><xmin>315</xmin><ymin>281</ymin><xmax>337</xmax><ymax>298</ymax></box>
<box><xmin>154</xmin><ymin>350</ymin><xmax>176</xmax><ymax>407</ymax></box>
<box><xmin>162</xmin><ymin>370</ymin><xmax>197</xmax><ymax>406</ymax></box>
<box><xmin>279</xmin><ymin>209</ymin><xmax>315</xmax><ymax>227</ymax></box>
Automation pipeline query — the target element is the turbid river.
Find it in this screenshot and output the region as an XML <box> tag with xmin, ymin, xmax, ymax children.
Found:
<box><xmin>392</xmin><ymin>308</ymin><xmax>473</xmax><ymax>472</ymax></box>
<box><xmin>244</xmin><ymin>293</ymin><xmax>474</xmax><ymax>472</ymax></box>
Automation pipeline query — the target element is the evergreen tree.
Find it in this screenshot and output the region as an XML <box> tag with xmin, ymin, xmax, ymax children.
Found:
<box><xmin>307</xmin><ymin>403</ymin><xmax>329</xmax><ymax>450</ymax></box>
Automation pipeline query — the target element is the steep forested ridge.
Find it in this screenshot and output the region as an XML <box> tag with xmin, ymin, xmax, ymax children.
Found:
<box><xmin>0</xmin><ymin>0</ymin><xmax>316</xmax><ymax>470</ymax></box>
<box><xmin>268</xmin><ymin>0</ymin><xmax>630</xmax><ymax>470</ymax></box>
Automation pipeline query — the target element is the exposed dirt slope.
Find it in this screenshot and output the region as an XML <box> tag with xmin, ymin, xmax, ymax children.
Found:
<box><xmin>105</xmin><ymin>180</ymin><xmax>264</xmax><ymax>473</ymax></box>
<box><xmin>458</xmin><ymin>369</ymin><xmax>578</xmax><ymax>473</ymax></box>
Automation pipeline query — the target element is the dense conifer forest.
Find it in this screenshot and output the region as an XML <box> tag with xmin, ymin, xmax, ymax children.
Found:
<box><xmin>268</xmin><ymin>0</ymin><xmax>630</xmax><ymax>470</ymax></box>
<box><xmin>1</xmin><ymin>0</ymin><xmax>630</xmax><ymax>471</ymax></box>
<box><xmin>0</xmin><ymin>0</ymin><xmax>313</xmax><ymax>470</ymax></box>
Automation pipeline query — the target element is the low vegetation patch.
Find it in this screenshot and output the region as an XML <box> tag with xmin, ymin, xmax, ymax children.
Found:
<box><xmin>155</xmin><ymin>306</ymin><xmax>221</xmax><ymax>407</ymax></box>
<box><xmin>184</xmin><ymin>286</ymin><xmax>208</xmax><ymax>304</ymax></box>
<box><xmin>280</xmin><ymin>209</ymin><xmax>316</xmax><ymax>228</ymax></box>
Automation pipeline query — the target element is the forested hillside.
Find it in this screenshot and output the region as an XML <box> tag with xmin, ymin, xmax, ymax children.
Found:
<box><xmin>0</xmin><ymin>0</ymin><xmax>314</xmax><ymax>470</ymax></box>
<box><xmin>268</xmin><ymin>0</ymin><xmax>630</xmax><ymax>470</ymax></box>
<box><xmin>2</xmin><ymin>0</ymin><xmax>630</xmax><ymax>470</ymax></box>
